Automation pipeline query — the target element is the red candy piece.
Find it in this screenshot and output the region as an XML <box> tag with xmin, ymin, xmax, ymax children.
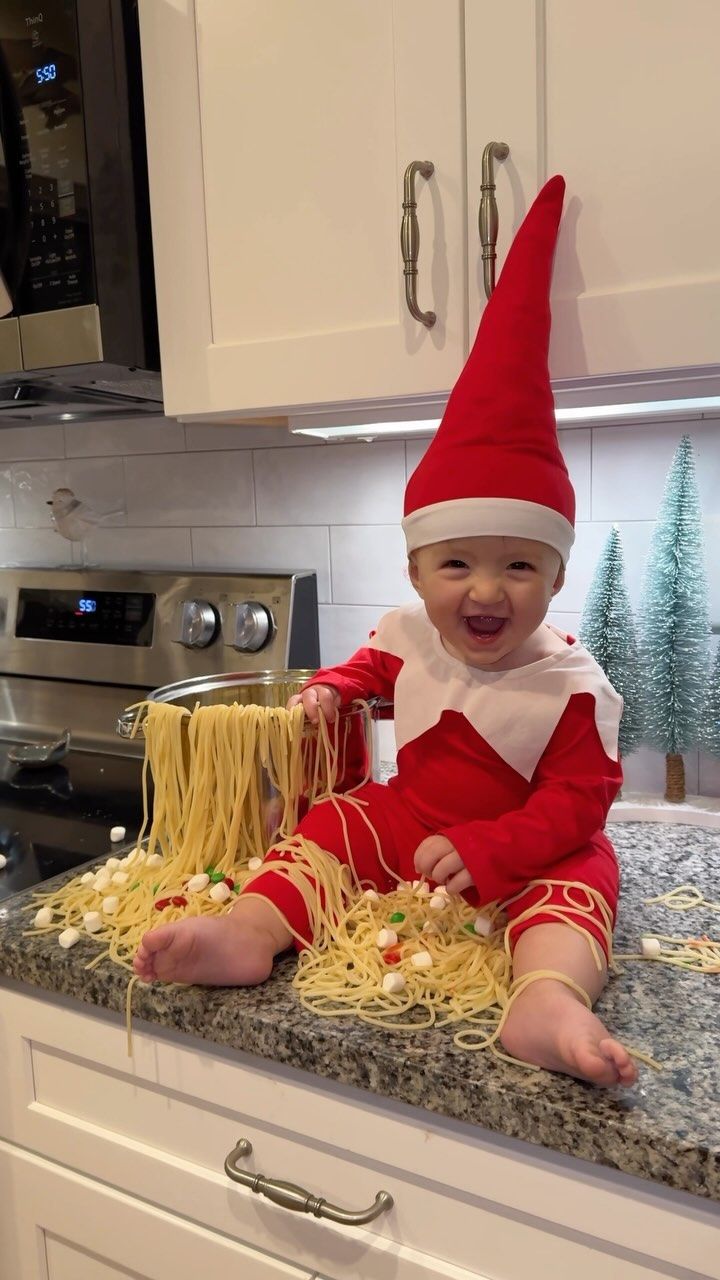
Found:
<box><xmin>383</xmin><ymin>947</ymin><xmax>402</xmax><ymax>965</ymax></box>
<box><xmin>171</xmin><ymin>896</ymin><xmax>187</xmax><ymax>907</ymax></box>
<box><xmin>154</xmin><ymin>898</ymin><xmax>171</xmax><ymax>911</ymax></box>
<box><xmin>223</xmin><ymin>877</ymin><xmax>234</xmax><ymax>890</ymax></box>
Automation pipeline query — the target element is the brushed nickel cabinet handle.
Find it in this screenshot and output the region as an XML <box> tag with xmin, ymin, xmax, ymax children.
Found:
<box><xmin>401</xmin><ymin>160</ymin><xmax>436</xmax><ymax>328</ymax></box>
<box><xmin>479</xmin><ymin>141</ymin><xmax>509</xmax><ymax>298</ymax></box>
<box><xmin>224</xmin><ymin>1139</ymin><xmax>394</xmax><ymax>1226</ymax></box>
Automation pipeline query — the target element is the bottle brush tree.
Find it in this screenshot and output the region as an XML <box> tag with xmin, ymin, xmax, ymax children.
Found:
<box><xmin>700</xmin><ymin>641</ymin><xmax>720</xmax><ymax>757</ymax></box>
<box><xmin>637</xmin><ymin>435</ymin><xmax>711</xmax><ymax>802</ymax></box>
<box><xmin>579</xmin><ymin>525</ymin><xmax>644</xmax><ymax>778</ymax></box>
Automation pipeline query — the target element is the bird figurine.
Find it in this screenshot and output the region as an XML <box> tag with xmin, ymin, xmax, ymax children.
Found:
<box><xmin>46</xmin><ymin>487</ymin><xmax>124</xmax><ymax>545</ymax></box>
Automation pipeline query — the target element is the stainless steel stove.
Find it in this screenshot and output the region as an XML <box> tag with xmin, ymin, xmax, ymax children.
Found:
<box><xmin>0</xmin><ymin>567</ymin><xmax>319</xmax><ymax>901</ymax></box>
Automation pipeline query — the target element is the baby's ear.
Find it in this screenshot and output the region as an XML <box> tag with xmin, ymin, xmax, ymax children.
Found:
<box><xmin>407</xmin><ymin>555</ymin><xmax>422</xmax><ymax>596</ymax></box>
<box><xmin>551</xmin><ymin>564</ymin><xmax>565</xmax><ymax>596</ymax></box>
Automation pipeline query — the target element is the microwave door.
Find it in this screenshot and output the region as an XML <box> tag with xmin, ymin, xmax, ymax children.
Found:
<box><xmin>0</xmin><ymin>39</ymin><xmax>26</xmax><ymax>365</ymax></box>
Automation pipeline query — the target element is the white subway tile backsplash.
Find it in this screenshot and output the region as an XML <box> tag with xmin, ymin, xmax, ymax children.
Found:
<box><xmin>254</xmin><ymin>442</ymin><xmax>405</xmax><ymax>526</ymax></box>
<box><xmin>0</xmin><ymin>528</ymin><xmax>74</xmax><ymax>567</ymax></box>
<box><xmin>558</xmin><ymin>428</ymin><xmax>591</xmax><ymax>521</ymax></box>
<box><xmin>64</xmin><ymin>418</ymin><xmax>186</xmax><ymax>458</ymax></box>
<box><xmin>319</xmin><ymin>603</ymin><xmax>385</xmax><ymax>666</ymax></box>
<box><xmin>192</xmin><ymin>525</ymin><xmax>331</xmax><ymax>602</ymax></box>
<box><xmin>79</xmin><ymin>526</ymin><xmax>193</xmax><ymax>569</ymax></box>
<box><xmin>185</xmin><ymin>423</ymin><xmax>307</xmax><ymax>451</ymax></box>
<box><xmin>0</xmin><ymin>411</ymin><xmax>716</xmax><ymax>800</ymax></box>
<box><xmin>592</xmin><ymin>419</ymin><xmax>720</xmax><ymax>522</ymax></box>
<box><xmin>125</xmin><ymin>450</ymin><xmax>254</xmax><ymax>526</ymax></box>
<box><xmin>330</xmin><ymin>525</ymin><xmax>415</xmax><ymax>606</ymax></box>
<box><xmin>12</xmin><ymin>457</ymin><xmax>126</xmax><ymax>529</ymax></box>
<box><xmin>0</xmin><ymin>469</ymin><xmax>13</xmax><ymax>528</ymax></box>
<box><xmin>0</xmin><ymin>425</ymin><xmax>64</xmax><ymax>462</ymax></box>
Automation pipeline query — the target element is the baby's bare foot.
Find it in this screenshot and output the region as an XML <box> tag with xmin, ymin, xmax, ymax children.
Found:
<box><xmin>133</xmin><ymin>914</ymin><xmax>277</xmax><ymax>987</ymax></box>
<box><xmin>500</xmin><ymin>979</ymin><xmax>638</xmax><ymax>1087</ymax></box>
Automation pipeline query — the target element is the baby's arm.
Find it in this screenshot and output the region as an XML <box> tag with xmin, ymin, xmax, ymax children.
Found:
<box><xmin>431</xmin><ymin>692</ymin><xmax>622</xmax><ymax>903</ymax></box>
<box><xmin>287</xmin><ymin>617</ymin><xmax>403</xmax><ymax>722</ymax></box>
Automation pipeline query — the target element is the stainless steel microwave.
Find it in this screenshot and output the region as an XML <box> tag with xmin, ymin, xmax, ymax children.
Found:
<box><xmin>0</xmin><ymin>0</ymin><xmax>162</xmax><ymax>421</ymax></box>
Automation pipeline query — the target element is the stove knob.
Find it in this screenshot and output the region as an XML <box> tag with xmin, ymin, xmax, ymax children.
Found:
<box><xmin>230</xmin><ymin>601</ymin><xmax>273</xmax><ymax>652</ymax></box>
<box><xmin>178</xmin><ymin>599</ymin><xmax>218</xmax><ymax>648</ymax></box>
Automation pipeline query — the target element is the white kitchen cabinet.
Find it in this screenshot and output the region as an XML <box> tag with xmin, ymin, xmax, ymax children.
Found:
<box><xmin>138</xmin><ymin>0</ymin><xmax>467</xmax><ymax>419</ymax></box>
<box><xmin>466</xmin><ymin>0</ymin><xmax>720</xmax><ymax>382</ymax></box>
<box><xmin>1</xmin><ymin>983</ymin><xmax>718</xmax><ymax>1280</ymax></box>
<box><xmin>0</xmin><ymin>1143</ymin><xmax>315</xmax><ymax>1280</ymax></box>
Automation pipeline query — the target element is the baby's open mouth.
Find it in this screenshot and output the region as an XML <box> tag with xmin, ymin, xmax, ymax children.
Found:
<box><xmin>464</xmin><ymin>615</ymin><xmax>506</xmax><ymax>638</ymax></box>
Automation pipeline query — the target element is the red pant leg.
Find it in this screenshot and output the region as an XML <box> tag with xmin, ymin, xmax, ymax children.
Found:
<box><xmin>502</xmin><ymin>830</ymin><xmax>620</xmax><ymax>961</ymax></box>
<box><xmin>241</xmin><ymin>781</ymin><xmax>429</xmax><ymax>945</ymax></box>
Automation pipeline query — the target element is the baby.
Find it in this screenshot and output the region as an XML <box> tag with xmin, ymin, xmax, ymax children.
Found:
<box><xmin>134</xmin><ymin>176</ymin><xmax>636</xmax><ymax>1086</ymax></box>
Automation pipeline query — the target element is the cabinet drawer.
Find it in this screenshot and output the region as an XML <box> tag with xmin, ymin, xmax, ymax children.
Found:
<box><xmin>0</xmin><ymin>984</ymin><xmax>717</xmax><ymax>1280</ymax></box>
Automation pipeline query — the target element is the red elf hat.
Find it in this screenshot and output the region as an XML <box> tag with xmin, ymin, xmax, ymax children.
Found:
<box><xmin>402</xmin><ymin>174</ymin><xmax>574</xmax><ymax>565</ymax></box>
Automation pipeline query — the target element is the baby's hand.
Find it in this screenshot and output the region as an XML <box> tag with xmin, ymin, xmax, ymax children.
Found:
<box><xmin>287</xmin><ymin>684</ymin><xmax>341</xmax><ymax>725</ymax></box>
<box><xmin>414</xmin><ymin>835</ymin><xmax>473</xmax><ymax>895</ymax></box>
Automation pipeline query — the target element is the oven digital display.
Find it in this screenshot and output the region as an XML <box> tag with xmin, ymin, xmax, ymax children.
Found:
<box><xmin>15</xmin><ymin>589</ymin><xmax>155</xmax><ymax>646</ymax></box>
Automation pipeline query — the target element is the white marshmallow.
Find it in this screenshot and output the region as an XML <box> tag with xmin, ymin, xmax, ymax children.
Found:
<box><xmin>421</xmin><ymin>921</ymin><xmax>439</xmax><ymax>935</ymax></box>
<box><xmin>411</xmin><ymin>950</ymin><xmax>433</xmax><ymax>970</ymax></box>
<box><xmin>146</xmin><ymin>853</ymin><xmax>163</xmax><ymax>869</ymax></box>
<box><xmin>209</xmin><ymin>881</ymin><xmax>232</xmax><ymax>903</ymax></box>
<box><xmin>110</xmin><ymin>826</ymin><xmax>126</xmax><ymax>843</ymax></box>
<box><xmin>80</xmin><ymin>871</ymin><xmax>95</xmax><ymax>885</ymax></box>
<box><xmin>106</xmin><ymin>856</ymin><xmax>121</xmax><ymax>869</ymax></box>
<box><xmin>382</xmin><ymin>972</ymin><xmax>406</xmax><ymax>994</ymax></box>
<box><xmin>34</xmin><ymin>907</ymin><xmax>53</xmax><ymax>928</ymax></box>
<box><xmin>102</xmin><ymin>896</ymin><xmax>119</xmax><ymax>915</ymax></box>
<box><xmin>376</xmin><ymin>928</ymin><xmax>398</xmax><ymax>949</ymax></box>
<box><xmin>187</xmin><ymin>873</ymin><xmax>210</xmax><ymax>893</ymax></box>
<box><xmin>473</xmin><ymin>915</ymin><xmax>493</xmax><ymax>937</ymax></box>
<box><xmin>0</xmin><ymin>854</ymin><xmax>7</xmax><ymax>870</ymax></box>
<box><xmin>415</xmin><ymin>882</ymin><xmax>430</xmax><ymax>895</ymax></box>
<box><xmin>363</xmin><ymin>889</ymin><xmax>380</xmax><ymax>901</ymax></box>
<box><xmin>436</xmin><ymin>885</ymin><xmax>449</xmax><ymax>896</ymax></box>
<box><xmin>247</xmin><ymin>857</ymin><xmax>263</xmax><ymax>871</ymax></box>
<box><xmin>93</xmin><ymin>872</ymin><xmax>111</xmax><ymax>892</ymax></box>
<box><xmin>83</xmin><ymin>911</ymin><xmax>103</xmax><ymax>934</ymax></box>
<box><xmin>641</xmin><ymin>936</ymin><xmax>662</xmax><ymax>959</ymax></box>
<box><xmin>429</xmin><ymin>895</ymin><xmax>447</xmax><ymax>912</ymax></box>
<box><xmin>58</xmin><ymin>927</ymin><xmax>81</xmax><ymax>949</ymax></box>
<box><xmin>111</xmin><ymin>871</ymin><xmax>129</xmax><ymax>886</ymax></box>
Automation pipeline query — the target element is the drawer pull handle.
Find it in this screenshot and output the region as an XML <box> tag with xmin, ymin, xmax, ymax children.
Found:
<box><xmin>401</xmin><ymin>160</ymin><xmax>436</xmax><ymax>328</ymax></box>
<box><xmin>479</xmin><ymin>140</ymin><xmax>509</xmax><ymax>298</ymax></box>
<box><xmin>224</xmin><ymin>1139</ymin><xmax>394</xmax><ymax>1225</ymax></box>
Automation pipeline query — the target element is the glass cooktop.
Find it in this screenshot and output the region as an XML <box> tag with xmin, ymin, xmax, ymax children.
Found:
<box><xmin>0</xmin><ymin>744</ymin><xmax>145</xmax><ymax>902</ymax></box>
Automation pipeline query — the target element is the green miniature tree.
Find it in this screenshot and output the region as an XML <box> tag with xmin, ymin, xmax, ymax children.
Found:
<box><xmin>700</xmin><ymin>642</ymin><xmax>720</xmax><ymax>756</ymax></box>
<box><xmin>638</xmin><ymin>435</ymin><xmax>711</xmax><ymax>801</ymax></box>
<box><xmin>579</xmin><ymin>525</ymin><xmax>644</xmax><ymax>765</ymax></box>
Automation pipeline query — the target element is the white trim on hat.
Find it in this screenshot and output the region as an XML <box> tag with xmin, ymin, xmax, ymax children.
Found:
<box><xmin>401</xmin><ymin>496</ymin><xmax>575</xmax><ymax>564</ymax></box>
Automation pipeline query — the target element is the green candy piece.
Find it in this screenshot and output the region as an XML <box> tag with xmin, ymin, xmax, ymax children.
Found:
<box><xmin>130</xmin><ymin>882</ymin><xmax>140</xmax><ymax>891</ymax></box>
<box><xmin>204</xmin><ymin>866</ymin><xmax>215</xmax><ymax>876</ymax></box>
<box><xmin>389</xmin><ymin>912</ymin><xmax>406</xmax><ymax>923</ymax></box>
<box><xmin>463</xmin><ymin>922</ymin><xmax>476</xmax><ymax>933</ymax></box>
<box><xmin>152</xmin><ymin>883</ymin><xmax>159</xmax><ymax>894</ymax></box>
<box><xmin>210</xmin><ymin>871</ymin><xmax>226</xmax><ymax>883</ymax></box>
<box><xmin>232</xmin><ymin>884</ymin><xmax>241</xmax><ymax>893</ymax></box>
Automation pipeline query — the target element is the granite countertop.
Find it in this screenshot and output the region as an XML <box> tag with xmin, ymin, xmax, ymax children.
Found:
<box><xmin>1</xmin><ymin>821</ymin><xmax>719</xmax><ymax>1204</ymax></box>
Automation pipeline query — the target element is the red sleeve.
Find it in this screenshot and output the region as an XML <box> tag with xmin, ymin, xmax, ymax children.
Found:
<box><xmin>439</xmin><ymin>693</ymin><xmax>622</xmax><ymax>904</ymax></box>
<box><xmin>305</xmin><ymin>642</ymin><xmax>401</xmax><ymax>705</ymax></box>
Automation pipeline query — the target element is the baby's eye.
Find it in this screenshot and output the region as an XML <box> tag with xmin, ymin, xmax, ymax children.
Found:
<box><xmin>508</xmin><ymin>561</ymin><xmax>534</xmax><ymax>571</ymax></box>
<box><xmin>443</xmin><ymin>559</ymin><xmax>468</xmax><ymax>570</ymax></box>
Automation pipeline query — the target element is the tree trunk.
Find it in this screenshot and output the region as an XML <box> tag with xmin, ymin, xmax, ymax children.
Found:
<box><xmin>665</xmin><ymin>752</ymin><xmax>685</xmax><ymax>802</ymax></box>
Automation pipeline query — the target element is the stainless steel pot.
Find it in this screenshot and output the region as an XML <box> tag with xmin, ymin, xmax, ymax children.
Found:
<box><xmin>116</xmin><ymin>671</ymin><xmax>377</xmax><ymax>844</ymax></box>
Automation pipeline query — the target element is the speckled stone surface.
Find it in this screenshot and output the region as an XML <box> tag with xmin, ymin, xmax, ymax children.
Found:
<box><xmin>1</xmin><ymin>822</ymin><xmax>719</xmax><ymax>1203</ymax></box>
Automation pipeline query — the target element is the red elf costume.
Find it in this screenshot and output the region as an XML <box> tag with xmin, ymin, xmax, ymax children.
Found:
<box><xmin>245</xmin><ymin>175</ymin><xmax>623</xmax><ymax>956</ymax></box>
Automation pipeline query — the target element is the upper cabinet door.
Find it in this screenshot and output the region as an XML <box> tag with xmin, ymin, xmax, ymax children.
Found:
<box><xmin>140</xmin><ymin>0</ymin><xmax>466</xmax><ymax>419</ymax></box>
<box><xmin>465</xmin><ymin>0</ymin><xmax>720</xmax><ymax>381</ymax></box>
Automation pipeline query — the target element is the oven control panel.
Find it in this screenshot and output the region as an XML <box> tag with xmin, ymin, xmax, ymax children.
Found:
<box><xmin>16</xmin><ymin>588</ymin><xmax>155</xmax><ymax>646</ymax></box>
<box><xmin>0</xmin><ymin>568</ymin><xmax>319</xmax><ymax>687</ymax></box>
